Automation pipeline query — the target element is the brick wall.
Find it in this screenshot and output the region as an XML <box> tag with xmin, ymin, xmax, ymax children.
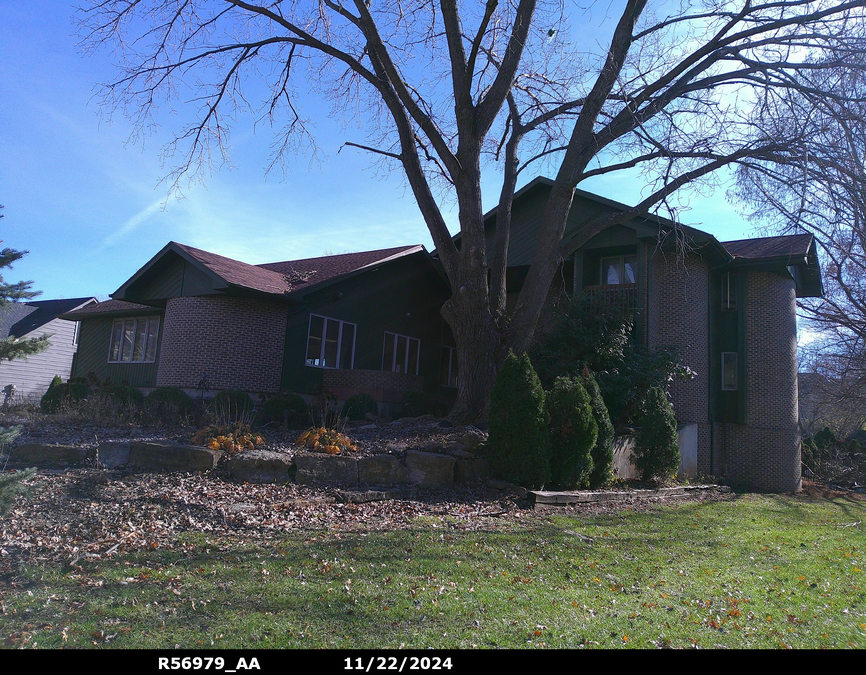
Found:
<box><xmin>647</xmin><ymin>249</ymin><xmax>711</xmax><ymax>465</ymax></box>
<box><xmin>156</xmin><ymin>296</ymin><xmax>288</xmax><ymax>394</ymax></box>
<box><xmin>322</xmin><ymin>369</ymin><xmax>424</xmax><ymax>392</ymax></box>
<box><xmin>716</xmin><ymin>271</ymin><xmax>801</xmax><ymax>492</ymax></box>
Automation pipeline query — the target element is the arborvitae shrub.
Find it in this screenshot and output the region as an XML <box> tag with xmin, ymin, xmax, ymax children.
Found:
<box><xmin>814</xmin><ymin>426</ymin><xmax>836</xmax><ymax>449</ymax></box>
<box><xmin>488</xmin><ymin>351</ymin><xmax>549</xmax><ymax>489</ymax></box>
<box><xmin>583</xmin><ymin>370</ymin><xmax>615</xmax><ymax>488</ymax></box>
<box><xmin>631</xmin><ymin>386</ymin><xmax>680</xmax><ymax>482</ymax></box>
<box><xmin>211</xmin><ymin>389</ymin><xmax>255</xmax><ymax>422</ymax></box>
<box><xmin>40</xmin><ymin>380</ymin><xmax>91</xmax><ymax>413</ymax></box>
<box><xmin>258</xmin><ymin>393</ymin><xmax>309</xmax><ymax>427</ymax></box>
<box><xmin>341</xmin><ymin>393</ymin><xmax>378</xmax><ymax>421</ymax></box>
<box><xmin>546</xmin><ymin>376</ymin><xmax>597</xmax><ymax>489</ymax></box>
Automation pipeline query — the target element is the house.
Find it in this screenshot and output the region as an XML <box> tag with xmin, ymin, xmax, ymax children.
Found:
<box><xmin>63</xmin><ymin>176</ymin><xmax>820</xmax><ymax>492</ymax></box>
<box><xmin>61</xmin><ymin>243</ymin><xmax>453</xmax><ymax>413</ymax></box>
<box><xmin>0</xmin><ymin>297</ymin><xmax>97</xmax><ymax>401</ymax></box>
<box><xmin>474</xmin><ymin>177</ymin><xmax>822</xmax><ymax>492</ymax></box>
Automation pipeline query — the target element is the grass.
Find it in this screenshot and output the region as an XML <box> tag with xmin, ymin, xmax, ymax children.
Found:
<box><xmin>2</xmin><ymin>493</ymin><xmax>865</xmax><ymax>649</ymax></box>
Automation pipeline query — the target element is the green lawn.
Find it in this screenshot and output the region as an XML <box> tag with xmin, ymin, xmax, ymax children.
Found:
<box><xmin>2</xmin><ymin>493</ymin><xmax>865</xmax><ymax>649</ymax></box>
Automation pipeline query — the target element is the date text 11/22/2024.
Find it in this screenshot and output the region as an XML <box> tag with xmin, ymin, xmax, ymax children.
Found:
<box><xmin>344</xmin><ymin>657</ymin><xmax>453</xmax><ymax>671</ymax></box>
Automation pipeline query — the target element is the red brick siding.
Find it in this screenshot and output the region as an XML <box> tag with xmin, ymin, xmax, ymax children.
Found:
<box><xmin>156</xmin><ymin>296</ymin><xmax>288</xmax><ymax>394</ymax></box>
<box><xmin>716</xmin><ymin>271</ymin><xmax>801</xmax><ymax>492</ymax></box>
<box><xmin>322</xmin><ymin>369</ymin><xmax>424</xmax><ymax>392</ymax></box>
<box><xmin>647</xmin><ymin>250</ymin><xmax>711</xmax><ymax>463</ymax></box>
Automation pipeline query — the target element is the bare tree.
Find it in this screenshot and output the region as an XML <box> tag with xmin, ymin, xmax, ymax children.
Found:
<box><xmin>734</xmin><ymin>51</ymin><xmax>866</xmax><ymax>426</ymax></box>
<box><xmin>79</xmin><ymin>0</ymin><xmax>866</xmax><ymax>422</ymax></box>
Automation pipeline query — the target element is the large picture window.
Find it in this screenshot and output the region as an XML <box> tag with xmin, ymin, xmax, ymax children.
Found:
<box><xmin>383</xmin><ymin>332</ymin><xmax>420</xmax><ymax>374</ymax></box>
<box><xmin>306</xmin><ymin>315</ymin><xmax>355</xmax><ymax>369</ymax></box>
<box><xmin>108</xmin><ymin>317</ymin><xmax>160</xmax><ymax>363</ymax></box>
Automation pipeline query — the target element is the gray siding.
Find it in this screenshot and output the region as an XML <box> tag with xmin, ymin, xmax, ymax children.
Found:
<box><xmin>0</xmin><ymin>318</ymin><xmax>79</xmax><ymax>398</ymax></box>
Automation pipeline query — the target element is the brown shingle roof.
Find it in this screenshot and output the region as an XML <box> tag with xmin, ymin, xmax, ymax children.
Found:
<box><xmin>173</xmin><ymin>242</ymin><xmax>291</xmax><ymax>295</ymax></box>
<box><xmin>171</xmin><ymin>242</ymin><xmax>422</xmax><ymax>296</ymax></box>
<box><xmin>62</xmin><ymin>299</ymin><xmax>156</xmax><ymax>318</ymax></box>
<box><xmin>258</xmin><ymin>245</ymin><xmax>421</xmax><ymax>291</ymax></box>
<box><xmin>722</xmin><ymin>234</ymin><xmax>813</xmax><ymax>260</ymax></box>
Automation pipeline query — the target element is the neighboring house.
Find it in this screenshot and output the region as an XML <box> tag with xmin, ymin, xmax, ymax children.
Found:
<box><xmin>63</xmin><ymin>176</ymin><xmax>821</xmax><ymax>492</ymax></box>
<box><xmin>0</xmin><ymin>297</ymin><xmax>97</xmax><ymax>400</ymax></box>
<box><xmin>61</xmin><ymin>243</ymin><xmax>453</xmax><ymax>413</ymax></box>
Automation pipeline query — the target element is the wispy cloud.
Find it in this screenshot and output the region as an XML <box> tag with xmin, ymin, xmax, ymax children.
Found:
<box><xmin>99</xmin><ymin>200</ymin><xmax>165</xmax><ymax>250</ymax></box>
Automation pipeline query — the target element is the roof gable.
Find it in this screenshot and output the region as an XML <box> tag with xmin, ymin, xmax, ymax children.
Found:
<box><xmin>0</xmin><ymin>297</ymin><xmax>97</xmax><ymax>338</ymax></box>
<box><xmin>112</xmin><ymin>242</ymin><xmax>429</xmax><ymax>304</ymax></box>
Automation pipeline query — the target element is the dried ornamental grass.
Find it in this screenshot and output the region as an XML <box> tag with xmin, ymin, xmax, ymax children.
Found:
<box><xmin>296</xmin><ymin>427</ymin><xmax>357</xmax><ymax>454</ymax></box>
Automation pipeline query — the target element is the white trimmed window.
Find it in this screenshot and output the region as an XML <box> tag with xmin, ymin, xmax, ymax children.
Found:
<box><xmin>108</xmin><ymin>317</ymin><xmax>160</xmax><ymax>363</ymax></box>
<box><xmin>306</xmin><ymin>315</ymin><xmax>355</xmax><ymax>369</ymax></box>
<box><xmin>721</xmin><ymin>352</ymin><xmax>738</xmax><ymax>390</ymax></box>
<box><xmin>383</xmin><ymin>332</ymin><xmax>420</xmax><ymax>374</ymax></box>
<box><xmin>440</xmin><ymin>346</ymin><xmax>458</xmax><ymax>387</ymax></box>
<box><xmin>600</xmin><ymin>255</ymin><xmax>637</xmax><ymax>285</ymax></box>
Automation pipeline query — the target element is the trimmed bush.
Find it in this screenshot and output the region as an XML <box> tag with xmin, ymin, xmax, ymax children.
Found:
<box><xmin>100</xmin><ymin>384</ymin><xmax>145</xmax><ymax>407</ymax></box>
<box><xmin>145</xmin><ymin>386</ymin><xmax>194</xmax><ymax>424</ymax></box>
<box><xmin>583</xmin><ymin>370</ymin><xmax>615</xmax><ymax>488</ymax></box>
<box><xmin>488</xmin><ymin>351</ymin><xmax>549</xmax><ymax>489</ymax></box>
<box><xmin>341</xmin><ymin>393</ymin><xmax>378</xmax><ymax>421</ymax></box>
<box><xmin>258</xmin><ymin>393</ymin><xmax>309</xmax><ymax>427</ymax></box>
<box><xmin>40</xmin><ymin>380</ymin><xmax>91</xmax><ymax>413</ymax></box>
<box><xmin>631</xmin><ymin>386</ymin><xmax>680</xmax><ymax>483</ymax></box>
<box><xmin>211</xmin><ymin>389</ymin><xmax>255</xmax><ymax>423</ymax></box>
<box><xmin>546</xmin><ymin>376</ymin><xmax>597</xmax><ymax>489</ymax></box>
<box><xmin>146</xmin><ymin>386</ymin><xmax>194</xmax><ymax>412</ymax></box>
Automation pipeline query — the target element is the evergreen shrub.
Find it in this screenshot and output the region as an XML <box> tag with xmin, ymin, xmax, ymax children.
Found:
<box><xmin>583</xmin><ymin>369</ymin><xmax>615</xmax><ymax>488</ymax></box>
<box><xmin>40</xmin><ymin>380</ymin><xmax>91</xmax><ymax>413</ymax></box>
<box><xmin>341</xmin><ymin>393</ymin><xmax>378</xmax><ymax>421</ymax></box>
<box><xmin>631</xmin><ymin>386</ymin><xmax>680</xmax><ymax>482</ymax></box>
<box><xmin>546</xmin><ymin>376</ymin><xmax>597</xmax><ymax>489</ymax></box>
<box><xmin>258</xmin><ymin>393</ymin><xmax>309</xmax><ymax>427</ymax></box>
<box><xmin>488</xmin><ymin>351</ymin><xmax>549</xmax><ymax>489</ymax></box>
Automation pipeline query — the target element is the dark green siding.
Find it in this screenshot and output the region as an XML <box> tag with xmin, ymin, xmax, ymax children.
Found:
<box><xmin>125</xmin><ymin>254</ymin><xmax>218</xmax><ymax>303</ymax></box>
<box><xmin>280</xmin><ymin>254</ymin><xmax>450</xmax><ymax>395</ymax></box>
<box><xmin>710</xmin><ymin>271</ymin><xmax>746</xmax><ymax>423</ymax></box>
<box><xmin>72</xmin><ymin>316</ymin><xmax>163</xmax><ymax>387</ymax></box>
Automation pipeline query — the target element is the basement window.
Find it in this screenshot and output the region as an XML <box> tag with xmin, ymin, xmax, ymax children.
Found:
<box><xmin>108</xmin><ymin>317</ymin><xmax>160</xmax><ymax>363</ymax></box>
<box><xmin>383</xmin><ymin>332</ymin><xmax>420</xmax><ymax>374</ymax></box>
<box><xmin>721</xmin><ymin>352</ymin><xmax>738</xmax><ymax>390</ymax></box>
<box><xmin>305</xmin><ymin>315</ymin><xmax>355</xmax><ymax>369</ymax></box>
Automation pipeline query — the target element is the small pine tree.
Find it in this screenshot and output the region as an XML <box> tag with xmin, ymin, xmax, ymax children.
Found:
<box><xmin>631</xmin><ymin>386</ymin><xmax>680</xmax><ymax>483</ymax></box>
<box><xmin>583</xmin><ymin>369</ymin><xmax>615</xmax><ymax>488</ymax></box>
<box><xmin>546</xmin><ymin>376</ymin><xmax>597</xmax><ymax>489</ymax></box>
<box><xmin>488</xmin><ymin>351</ymin><xmax>549</xmax><ymax>489</ymax></box>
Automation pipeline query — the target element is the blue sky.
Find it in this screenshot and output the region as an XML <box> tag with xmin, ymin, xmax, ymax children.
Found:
<box><xmin>0</xmin><ymin>1</ymin><xmax>757</xmax><ymax>301</ymax></box>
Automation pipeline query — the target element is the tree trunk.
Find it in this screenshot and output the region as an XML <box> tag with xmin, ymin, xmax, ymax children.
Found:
<box><xmin>441</xmin><ymin>275</ymin><xmax>501</xmax><ymax>426</ymax></box>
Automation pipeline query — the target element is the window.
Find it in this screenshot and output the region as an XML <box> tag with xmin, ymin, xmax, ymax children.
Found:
<box><xmin>721</xmin><ymin>352</ymin><xmax>738</xmax><ymax>390</ymax></box>
<box><xmin>72</xmin><ymin>321</ymin><xmax>80</xmax><ymax>347</ymax></box>
<box><xmin>306</xmin><ymin>315</ymin><xmax>355</xmax><ymax>369</ymax></box>
<box><xmin>721</xmin><ymin>272</ymin><xmax>737</xmax><ymax>310</ymax></box>
<box><xmin>108</xmin><ymin>317</ymin><xmax>160</xmax><ymax>363</ymax></box>
<box><xmin>600</xmin><ymin>255</ymin><xmax>637</xmax><ymax>285</ymax></box>
<box><xmin>440</xmin><ymin>346</ymin><xmax>458</xmax><ymax>387</ymax></box>
<box><xmin>383</xmin><ymin>332</ymin><xmax>420</xmax><ymax>374</ymax></box>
